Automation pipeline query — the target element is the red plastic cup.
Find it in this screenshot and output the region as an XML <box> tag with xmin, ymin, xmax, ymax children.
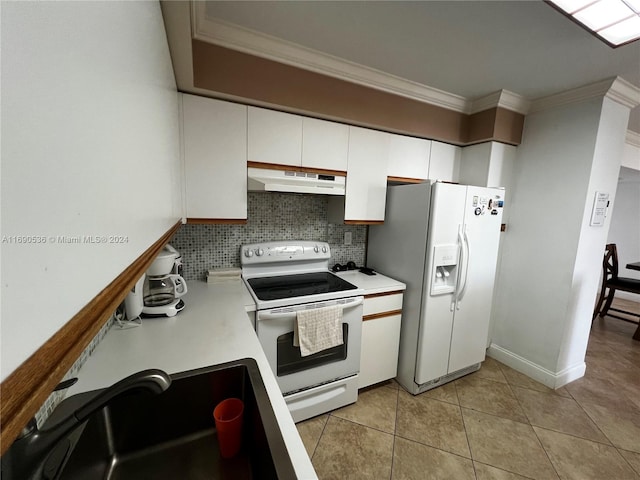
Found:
<box><xmin>213</xmin><ymin>398</ymin><xmax>244</xmax><ymax>458</ymax></box>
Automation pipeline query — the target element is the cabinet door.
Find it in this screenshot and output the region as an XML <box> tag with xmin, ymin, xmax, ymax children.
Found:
<box><xmin>387</xmin><ymin>134</ymin><xmax>431</xmax><ymax>180</ymax></box>
<box><xmin>359</xmin><ymin>314</ymin><xmax>402</xmax><ymax>389</ymax></box>
<box><xmin>344</xmin><ymin>126</ymin><xmax>390</xmax><ymax>222</ymax></box>
<box><xmin>302</xmin><ymin>117</ymin><xmax>349</xmax><ymax>172</ymax></box>
<box><xmin>182</xmin><ymin>94</ymin><xmax>247</xmax><ymax>220</ymax></box>
<box><xmin>428</xmin><ymin>141</ymin><xmax>461</xmax><ymax>182</ymax></box>
<box><xmin>248</xmin><ymin>107</ymin><xmax>302</xmax><ymax>167</ymax></box>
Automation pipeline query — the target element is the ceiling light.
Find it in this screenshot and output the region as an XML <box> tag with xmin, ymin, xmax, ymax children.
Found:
<box><xmin>551</xmin><ymin>0</ymin><xmax>598</xmax><ymax>12</ymax></box>
<box><xmin>599</xmin><ymin>14</ymin><xmax>640</xmax><ymax>43</ymax></box>
<box><xmin>574</xmin><ymin>0</ymin><xmax>633</xmax><ymax>30</ymax></box>
<box><xmin>547</xmin><ymin>0</ymin><xmax>640</xmax><ymax>47</ymax></box>
<box><xmin>625</xmin><ymin>0</ymin><xmax>640</xmax><ymax>10</ymax></box>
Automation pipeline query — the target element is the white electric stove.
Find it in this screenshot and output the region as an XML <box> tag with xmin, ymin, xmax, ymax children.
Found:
<box><xmin>241</xmin><ymin>241</ymin><xmax>364</xmax><ymax>422</ymax></box>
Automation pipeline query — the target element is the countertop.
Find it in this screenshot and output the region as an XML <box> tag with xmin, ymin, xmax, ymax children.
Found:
<box><xmin>335</xmin><ymin>270</ymin><xmax>406</xmax><ymax>294</ymax></box>
<box><xmin>66</xmin><ymin>270</ymin><xmax>404</xmax><ymax>479</ymax></box>
<box><xmin>67</xmin><ymin>280</ymin><xmax>316</xmax><ymax>479</ymax></box>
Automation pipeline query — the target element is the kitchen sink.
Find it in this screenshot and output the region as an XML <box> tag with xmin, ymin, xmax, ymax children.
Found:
<box><xmin>43</xmin><ymin>358</ymin><xmax>297</xmax><ymax>480</ymax></box>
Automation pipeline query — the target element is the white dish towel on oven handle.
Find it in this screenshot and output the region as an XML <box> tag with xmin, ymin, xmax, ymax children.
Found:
<box><xmin>293</xmin><ymin>305</ymin><xmax>344</xmax><ymax>357</ymax></box>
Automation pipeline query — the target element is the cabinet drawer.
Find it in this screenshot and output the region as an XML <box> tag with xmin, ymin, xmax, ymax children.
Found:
<box><xmin>363</xmin><ymin>292</ymin><xmax>403</xmax><ymax>317</ymax></box>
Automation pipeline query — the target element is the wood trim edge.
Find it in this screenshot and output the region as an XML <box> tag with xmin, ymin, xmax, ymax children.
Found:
<box><xmin>364</xmin><ymin>290</ymin><xmax>405</xmax><ymax>299</ymax></box>
<box><xmin>186</xmin><ymin>218</ymin><xmax>247</xmax><ymax>225</ymax></box>
<box><xmin>387</xmin><ymin>176</ymin><xmax>426</xmax><ymax>184</ymax></box>
<box><xmin>0</xmin><ymin>221</ymin><xmax>182</xmax><ymax>455</ymax></box>
<box><xmin>363</xmin><ymin>309</ymin><xmax>403</xmax><ymax>321</ymax></box>
<box><xmin>344</xmin><ymin>220</ymin><xmax>384</xmax><ymax>225</ymax></box>
<box><xmin>247</xmin><ymin>161</ymin><xmax>346</xmax><ymax>177</ymax></box>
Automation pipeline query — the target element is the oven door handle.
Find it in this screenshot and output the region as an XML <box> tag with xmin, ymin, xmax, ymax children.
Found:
<box><xmin>259</xmin><ymin>297</ymin><xmax>364</xmax><ymax>319</ymax></box>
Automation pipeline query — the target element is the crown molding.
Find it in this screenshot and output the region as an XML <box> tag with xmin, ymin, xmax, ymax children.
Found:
<box><xmin>626</xmin><ymin>130</ymin><xmax>640</xmax><ymax>148</ymax></box>
<box><xmin>192</xmin><ymin>4</ymin><xmax>471</xmax><ymax>113</ymax></box>
<box><xmin>191</xmin><ymin>5</ymin><xmax>639</xmax><ymax>119</ymax></box>
<box><xmin>529</xmin><ymin>78</ymin><xmax>614</xmax><ymax>113</ymax></box>
<box><xmin>607</xmin><ymin>77</ymin><xmax>640</xmax><ymax>110</ymax></box>
<box><xmin>470</xmin><ymin>90</ymin><xmax>531</xmax><ymax>115</ymax></box>
<box><xmin>529</xmin><ymin>77</ymin><xmax>640</xmax><ymax>113</ymax></box>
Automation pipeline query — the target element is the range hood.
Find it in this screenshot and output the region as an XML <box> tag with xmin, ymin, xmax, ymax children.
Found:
<box><xmin>247</xmin><ymin>167</ymin><xmax>346</xmax><ymax>195</ymax></box>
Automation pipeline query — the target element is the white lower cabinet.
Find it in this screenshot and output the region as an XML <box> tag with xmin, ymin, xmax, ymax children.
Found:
<box><xmin>359</xmin><ymin>292</ymin><xmax>403</xmax><ymax>389</ymax></box>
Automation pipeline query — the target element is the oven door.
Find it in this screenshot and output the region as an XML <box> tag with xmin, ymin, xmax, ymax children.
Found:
<box><xmin>256</xmin><ymin>296</ymin><xmax>363</xmax><ymax>396</ymax></box>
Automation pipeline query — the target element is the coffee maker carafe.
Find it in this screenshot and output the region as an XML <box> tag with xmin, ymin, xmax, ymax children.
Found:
<box><xmin>142</xmin><ymin>244</ymin><xmax>187</xmax><ymax>317</ymax></box>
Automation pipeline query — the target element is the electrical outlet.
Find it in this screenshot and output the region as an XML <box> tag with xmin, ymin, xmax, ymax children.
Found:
<box><xmin>344</xmin><ymin>231</ymin><xmax>352</xmax><ymax>245</ymax></box>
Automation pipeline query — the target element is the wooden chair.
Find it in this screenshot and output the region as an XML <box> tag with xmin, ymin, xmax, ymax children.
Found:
<box><xmin>592</xmin><ymin>243</ymin><xmax>640</xmax><ymax>340</ymax></box>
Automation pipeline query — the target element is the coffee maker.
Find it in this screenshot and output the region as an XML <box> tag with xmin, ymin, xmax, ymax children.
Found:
<box><xmin>142</xmin><ymin>244</ymin><xmax>187</xmax><ymax>317</ymax></box>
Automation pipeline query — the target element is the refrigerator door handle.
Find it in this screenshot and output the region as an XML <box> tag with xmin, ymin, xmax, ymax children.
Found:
<box><xmin>456</xmin><ymin>225</ymin><xmax>471</xmax><ymax>308</ymax></box>
<box><xmin>453</xmin><ymin>226</ymin><xmax>465</xmax><ymax>306</ymax></box>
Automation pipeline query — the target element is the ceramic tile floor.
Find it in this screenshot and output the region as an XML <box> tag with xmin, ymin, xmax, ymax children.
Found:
<box><xmin>296</xmin><ymin>298</ymin><xmax>640</xmax><ymax>479</ymax></box>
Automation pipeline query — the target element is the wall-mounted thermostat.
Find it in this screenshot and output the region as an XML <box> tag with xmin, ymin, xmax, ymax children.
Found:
<box><xmin>589</xmin><ymin>191</ymin><xmax>609</xmax><ymax>227</ymax></box>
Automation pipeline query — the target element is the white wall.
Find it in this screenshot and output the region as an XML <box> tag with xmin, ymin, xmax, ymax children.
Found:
<box><xmin>490</xmin><ymin>97</ymin><xmax>629</xmax><ymax>388</ymax></box>
<box><xmin>459</xmin><ymin>143</ymin><xmax>492</xmax><ymax>186</ymax></box>
<box><xmin>621</xmin><ymin>142</ymin><xmax>640</xmax><ymax>170</ymax></box>
<box><xmin>556</xmin><ymin>98</ymin><xmax>630</xmax><ymax>375</ymax></box>
<box><xmin>458</xmin><ymin>141</ymin><xmax>516</xmax><ymax>223</ymax></box>
<box><xmin>1</xmin><ymin>2</ymin><xmax>181</xmax><ymax>380</ymax></box>
<box><xmin>459</xmin><ymin>142</ymin><xmax>516</xmax><ymax>190</ymax></box>
<box><xmin>486</xmin><ymin>143</ymin><xmax>517</xmax><ymax>192</ymax></box>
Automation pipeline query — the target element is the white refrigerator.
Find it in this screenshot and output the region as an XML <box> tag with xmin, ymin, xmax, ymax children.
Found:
<box><xmin>367</xmin><ymin>182</ymin><xmax>505</xmax><ymax>394</ymax></box>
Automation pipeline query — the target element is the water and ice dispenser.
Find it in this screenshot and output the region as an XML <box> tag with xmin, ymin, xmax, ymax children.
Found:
<box><xmin>430</xmin><ymin>244</ymin><xmax>459</xmax><ymax>295</ymax></box>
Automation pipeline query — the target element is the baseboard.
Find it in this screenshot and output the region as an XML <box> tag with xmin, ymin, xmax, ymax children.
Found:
<box><xmin>554</xmin><ymin>362</ymin><xmax>587</xmax><ymax>388</ymax></box>
<box><xmin>487</xmin><ymin>343</ymin><xmax>586</xmax><ymax>389</ymax></box>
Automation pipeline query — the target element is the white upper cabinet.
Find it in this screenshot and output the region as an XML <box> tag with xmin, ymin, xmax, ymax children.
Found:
<box><xmin>344</xmin><ymin>126</ymin><xmax>390</xmax><ymax>222</ymax></box>
<box><xmin>387</xmin><ymin>134</ymin><xmax>431</xmax><ymax>180</ymax></box>
<box><xmin>429</xmin><ymin>141</ymin><xmax>461</xmax><ymax>183</ymax></box>
<box><xmin>248</xmin><ymin>107</ymin><xmax>302</xmax><ymax>167</ymax></box>
<box><xmin>182</xmin><ymin>94</ymin><xmax>247</xmax><ymax>220</ymax></box>
<box><xmin>248</xmin><ymin>106</ymin><xmax>349</xmax><ymax>172</ymax></box>
<box><xmin>302</xmin><ymin>117</ymin><xmax>349</xmax><ymax>172</ymax></box>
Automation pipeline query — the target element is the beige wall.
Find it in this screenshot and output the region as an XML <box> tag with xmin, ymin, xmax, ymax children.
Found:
<box><xmin>191</xmin><ymin>41</ymin><xmax>524</xmax><ymax>146</ymax></box>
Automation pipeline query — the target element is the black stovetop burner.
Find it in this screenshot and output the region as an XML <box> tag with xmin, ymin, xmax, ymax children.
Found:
<box><xmin>246</xmin><ymin>272</ymin><xmax>358</xmax><ymax>301</ymax></box>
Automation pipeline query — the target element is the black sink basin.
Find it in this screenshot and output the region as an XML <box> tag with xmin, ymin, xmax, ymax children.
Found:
<box><xmin>44</xmin><ymin>358</ymin><xmax>297</xmax><ymax>480</ymax></box>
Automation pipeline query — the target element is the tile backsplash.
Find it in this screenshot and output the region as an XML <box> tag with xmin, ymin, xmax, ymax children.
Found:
<box><xmin>33</xmin><ymin>193</ymin><xmax>365</xmax><ymax>429</ymax></box>
<box><xmin>171</xmin><ymin>192</ymin><xmax>368</xmax><ymax>281</ymax></box>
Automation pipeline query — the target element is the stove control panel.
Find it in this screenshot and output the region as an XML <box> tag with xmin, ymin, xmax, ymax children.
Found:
<box><xmin>241</xmin><ymin>241</ymin><xmax>331</xmax><ymax>266</ymax></box>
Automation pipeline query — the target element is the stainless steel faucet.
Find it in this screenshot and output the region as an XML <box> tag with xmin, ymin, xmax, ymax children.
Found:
<box><xmin>1</xmin><ymin>369</ymin><xmax>171</xmax><ymax>480</ymax></box>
